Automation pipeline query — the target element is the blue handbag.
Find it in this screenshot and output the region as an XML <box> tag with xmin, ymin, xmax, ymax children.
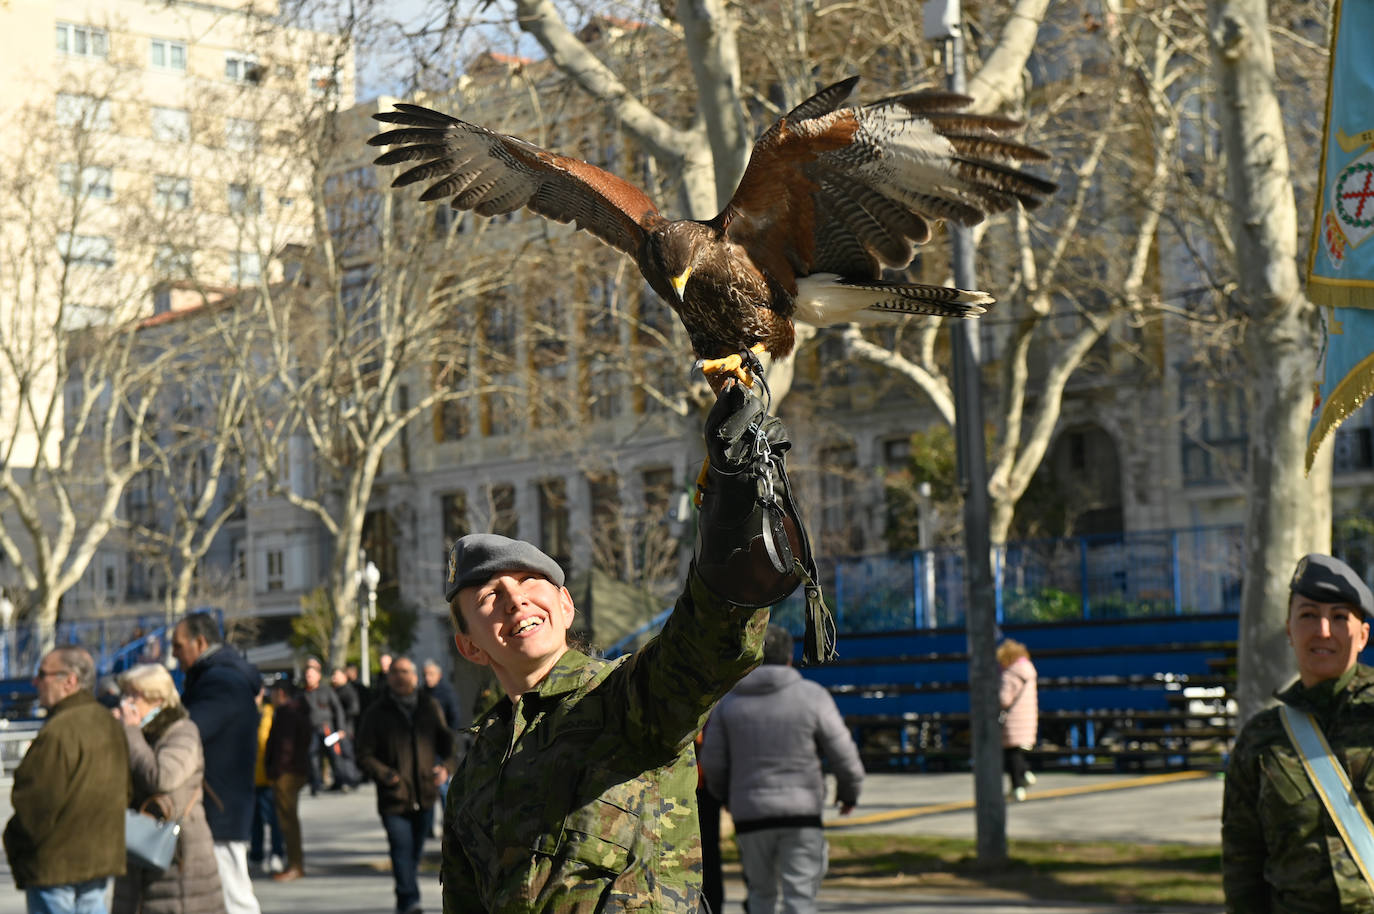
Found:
<box><xmin>125</xmin><ymin>792</ymin><xmax>195</xmax><ymax>874</ymax></box>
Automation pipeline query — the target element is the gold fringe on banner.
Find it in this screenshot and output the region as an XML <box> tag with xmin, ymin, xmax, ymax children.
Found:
<box><xmin>1307</xmin><ymin>350</ymin><xmax>1374</xmax><ymax>472</ymax></box>
<box><xmin>1310</xmin><ymin>281</ymin><xmax>1374</xmax><ymax>311</ymax></box>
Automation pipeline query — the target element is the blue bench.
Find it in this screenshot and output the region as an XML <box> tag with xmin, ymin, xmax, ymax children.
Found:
<box><xmin>803</xmin><ymin>613</ymin><xmax>1241</xmax><ymax>772</ymax></box>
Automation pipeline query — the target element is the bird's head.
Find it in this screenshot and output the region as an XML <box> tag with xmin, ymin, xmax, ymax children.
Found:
<box><xmin>649</xmin><ymin>224</ymin><xmax>705</xmax><ymax>303</ymax></box>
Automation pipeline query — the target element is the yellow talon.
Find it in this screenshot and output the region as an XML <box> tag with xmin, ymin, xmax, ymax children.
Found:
<box><xmin>699</xmin><ymin>344</ymin><xmax>766</xmax><ymax>394</ymax></box>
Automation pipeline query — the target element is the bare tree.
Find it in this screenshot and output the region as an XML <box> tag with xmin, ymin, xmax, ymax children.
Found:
<box><xmin>0</xmin><ymin>76</ymin><xmax>177</xmax><ymax>652</ymax></box>
<box><xmin>118</xmin><ymin>298</ymin><xmax>273</xmax><ymax>629</ymax></box>
<box><xmin>1207</xmin><ymin>0</ymin><xmax>1333</xmax><ymax>724</ymax></box>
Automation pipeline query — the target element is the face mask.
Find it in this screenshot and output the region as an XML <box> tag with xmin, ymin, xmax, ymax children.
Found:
<box><xmin>140</xmin><ymin>706</ymin><xmax>161</xmax><ymax>727</ymax></box>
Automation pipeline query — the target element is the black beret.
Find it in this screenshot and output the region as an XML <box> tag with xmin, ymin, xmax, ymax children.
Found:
<box><xmin>1290</xmin><ymin>553</ymin><xmax>1373</xmax><ymax>619</ymax></box>
<box><xmin>444</xmin><ymin>534</ymin><xmax>565</xmax><ymax>603</ymax></box>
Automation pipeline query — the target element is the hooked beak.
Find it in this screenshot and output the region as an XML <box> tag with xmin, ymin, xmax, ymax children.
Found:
<box><xmin>670</xmin><ymin>267</ymin><xmax>692</xmax><ymax>302</ymax></box>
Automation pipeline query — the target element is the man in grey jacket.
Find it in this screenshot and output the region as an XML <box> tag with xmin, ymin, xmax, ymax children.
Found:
<box><xmin>700</xmin><ymin>625</ymin><xmax>863</xmax><ymax>914</ymax></box>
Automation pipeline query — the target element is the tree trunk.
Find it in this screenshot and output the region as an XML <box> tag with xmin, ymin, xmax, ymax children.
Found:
<box><xmin>1235</xmin><ymin>322</ymin><xmax>1333</xmax><ymax>722</ymax></box>
<box><xmin>34</xmin><ymin>588</ymin><xmax>60</xmax><ymax>657</ymax></box>
<box><xmin>1208</xmin><ymin>0</ymin><xmax>1333</xmax><ymax>725</ymax></box>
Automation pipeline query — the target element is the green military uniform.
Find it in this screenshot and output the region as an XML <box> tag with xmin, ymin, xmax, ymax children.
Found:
<box><xmin>1223</xmin><ymin>663</ymin><xmax>1374</xmax><ymax>912</ymax></box>
<box><xmin>442</xmin><ymin>572</ymin><xmax>769</xmax><ymax>913</ymax></box>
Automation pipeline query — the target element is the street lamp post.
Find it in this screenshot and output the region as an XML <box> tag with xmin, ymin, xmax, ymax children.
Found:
<box><xmin>354</xmin><ymin>556</ymin><xmax>380</xmax><ymax>688</ymax></box>
<box><xmin>926</xmin><ymin>0</ymin><xmax>1006</xmax><ymax>863</ymax></box>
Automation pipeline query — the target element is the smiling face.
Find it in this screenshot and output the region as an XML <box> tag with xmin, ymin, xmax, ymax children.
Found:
<box><xmin>1287</xmin><ymin>593</ymin><xmax>1370</xmax><ymax>687</ymax></box>
<box><xmin>453</xmin><ymin>571</ymin><xmax>575</xmax><ymax>699</ymax></box>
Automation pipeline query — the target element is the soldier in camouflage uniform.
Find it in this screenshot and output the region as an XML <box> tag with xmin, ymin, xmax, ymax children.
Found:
<box><xmin>1223</xmin><ymin>553</ymin><xmax>1374</xmax><ymax>912</ymax></box>
<box><xmin>440</xmin><ymin>383</ymin><xmax>809</xmax><ymax>913</ymax></box>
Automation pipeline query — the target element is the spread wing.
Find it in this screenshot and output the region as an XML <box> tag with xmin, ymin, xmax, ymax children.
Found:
<box><xmin>369</xmin><ymin>104</ymin><xmax>666</xmax><ymax>258</ymax></box>
<box><xmin>718</xmin><ymin>77</ymin><xmax>1057</xmax><ymax>292</ymax></box>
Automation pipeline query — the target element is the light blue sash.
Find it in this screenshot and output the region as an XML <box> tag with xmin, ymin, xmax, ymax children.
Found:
<box><xmin>1279</xmin><ymin>704</ymin><xmax>1374</xmax><ymax>891</ymax></box>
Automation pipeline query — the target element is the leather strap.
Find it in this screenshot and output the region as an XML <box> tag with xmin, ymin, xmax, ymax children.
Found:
<box><xmin>1280</xmin><ymin>704</ymin><xmax>1374</xmax><ymax>892</ymax></box>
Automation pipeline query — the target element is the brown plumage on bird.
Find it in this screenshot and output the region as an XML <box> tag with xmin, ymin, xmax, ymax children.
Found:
<box><xmin>369</xmin><ymin>75</ymin><xmax>1055</xmax><ymax>387</ymax></box>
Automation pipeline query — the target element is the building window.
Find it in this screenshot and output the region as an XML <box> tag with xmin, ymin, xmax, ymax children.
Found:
<box><xmin>224</xmin><ymin>117</ymin><xmax>258</xmax><ymax>150</ymax></box>
<box><xmin>151</xmin><ymin>106</ymin><xmax>190</xmax><ymax>142</ymax></box>
<box><xmin>537</xmin><ymin>479</ymin><xmax>571</xmax><ymax>570</ymax></box>
<box><xmin>265</xmin><ymin>549</ymin><xmax>284</xmax><ymax>591</ymax></box>
<box><xmin>58</xmin><ymin>233</ymin><xmax>115</xmax><ymax>269</ymax></box>
<box><xmin>588</xmin><ymin>473</ymin><xmax>624</xmax><ymax>575</ymax></box>
<box><xmin>154</xmin><ymin>245</ymin><xmax>192</xmax><ymax>277</ymax></box>
<box><xmin>1179</xmin><ymin>368</ymin><xmax>1248</xmax><ymax>485</ymax></box>
<box><xmin>56</xmin><ymin>93</ymin><xmax>111</xmax><ymax>131</ymax></box>
<box><xmin>819</xmin><ymin>444</ymin><xmax>865</xmax><ymax>555</ymax></box>
<box><xmin>58</xmin><ymin>163</ymin><xmax>112</xmax><ymax>199</ymax></box>
<box><xmin>437</xmin><ymin>400</ymin><xmax>468</xmax><ymax>442</ymax></box>
<box><xmin>231</xmin><ymin>251</ymin><xmax>261</xmax><ymax>285</ymax></box>
<box><xmin>308</xmin><ymin>64</ymin><xmax>339</xmax><ymax>97</ymax></box>
<box><xmin>441</xmin><ymin>492</ymin><xmax>468</xmax><ymax>547</ymax></box>
<box><xmin>56</xmin><ymin>23</ymin><xmax>108</xmax><ymax>58</ymax></box>
<box><xmin>224</xmin><ymin>52</ymin><xmax>261</xmax><ymax>84</ymax></box>
<box><xmin>154</xmin><ymin>175</ymin><xmax>191</xmax><ymax>210</ymax></box>
<box><xmin>489</xmin><ymin>484</ymin><xmax>518</xmax><ymax>539</ymax></box>
<box><xmin>149</xmin><ymin>39</ymin><xmax>187</xmax><ymax>71</ymax></box>
<box><xmin>881</xmin><ymin>437</ymin><xmax>911</xmax><ymax>469</ymax></box>
<box><xmin>228</xmin><ymin>183</ymin><xmax>262</xmax><ymax>214</ymax></box>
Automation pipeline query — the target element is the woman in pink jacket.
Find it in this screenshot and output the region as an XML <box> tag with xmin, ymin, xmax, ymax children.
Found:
<box><xmin>997</xmin><ymin>639</ymin><xmax>1039</xmax><ymax>801</ymax></box>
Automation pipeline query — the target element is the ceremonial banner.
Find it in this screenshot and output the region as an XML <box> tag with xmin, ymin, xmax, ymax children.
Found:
<box><xmin>1307</xmin><ymin>0</ymin><xmax>1374</xmax><ymax>470</ymax></box>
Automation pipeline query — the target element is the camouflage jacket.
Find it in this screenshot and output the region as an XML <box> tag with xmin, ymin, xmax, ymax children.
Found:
<box><xmin>1223</xmin><ymin>664</ymin><xmax>1374</xmax><ymax>913</ymax></box>
<box><xmin>441</xmin><ymin>571</ymin><xmax>769</xmax><ymax>913</ymax></box>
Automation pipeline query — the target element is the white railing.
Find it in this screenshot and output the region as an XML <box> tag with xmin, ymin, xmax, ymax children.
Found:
<box><xmin>0</xmin><ymin>721</ymin><xmax>42</xmax><ymax>786</ymax></box>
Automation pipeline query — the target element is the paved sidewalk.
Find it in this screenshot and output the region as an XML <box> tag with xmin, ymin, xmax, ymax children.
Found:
<box><xmin>0</xmin><ymin>772</ymin><xmax>1224</xmax><ymax>913</ymax></box>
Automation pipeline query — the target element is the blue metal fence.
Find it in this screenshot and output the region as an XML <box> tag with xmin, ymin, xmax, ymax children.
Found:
<box><xmin>0</xmin><ymin>615</ymin><xmax>170</xmax><ymax>681</ymax></box>
<box><xmin>769</xmin><ymin>524</ymin><xmax>1257</xmax><ymax>636</ymax></box>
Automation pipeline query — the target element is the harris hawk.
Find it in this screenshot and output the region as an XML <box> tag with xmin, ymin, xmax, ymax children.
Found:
<box><xmin>369</xmin><ymin>75</ymin><xmax>1055</xmax><ymax>387</ymax></box>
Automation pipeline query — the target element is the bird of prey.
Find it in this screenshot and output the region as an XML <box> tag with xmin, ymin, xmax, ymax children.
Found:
<box><xmin>369</xmin><ymin>76</ymin><xmax>1055</xmax><ymax>386</ymax></box>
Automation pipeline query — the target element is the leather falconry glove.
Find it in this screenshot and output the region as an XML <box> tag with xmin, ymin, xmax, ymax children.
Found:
<box><xmin>694</xmin><ymin>380</ymin><xmax>837</xmax><ymax>664</ymax></box>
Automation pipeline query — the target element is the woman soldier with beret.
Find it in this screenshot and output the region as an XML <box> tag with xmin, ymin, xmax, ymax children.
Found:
<box><xmin>1223</xmin><ymin>553</ymin><xmax>1374</xmax><ymax>912</ymax></box>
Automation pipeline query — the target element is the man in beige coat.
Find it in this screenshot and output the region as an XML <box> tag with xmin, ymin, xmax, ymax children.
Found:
<box><xmin>4</xmin><ymin>647</ymin><xmax>130</xmax><ymax>913</ymax></box>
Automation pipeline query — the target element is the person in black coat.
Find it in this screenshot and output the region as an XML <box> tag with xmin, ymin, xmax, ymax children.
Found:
<box><xmin>331</xmin><ymin>668</ymin><xmax>362</xmax><ymax>735</ymax></box>
<box><xmin>421</xmin><ymin>659</ymin><xmax>463</xmax><ymax>731</ymax></box>
<box><xmin>264</xmin><ymin>682</ymin><xmax>313</xmax><ymax>881</ymax></box>
<box><xmin>357</xmin><ymin>657</ymin><xmax>457</xmax><ymax>914</ymax></box>
<box><xmin>172</xmin><ymin>611</ymin><xmax>262</xmax><ymax>914</ymax></box>
<box><xmin>301</xmin><ymin>659</ymin><xmax>356</xmax><ymax>792</ymax></box>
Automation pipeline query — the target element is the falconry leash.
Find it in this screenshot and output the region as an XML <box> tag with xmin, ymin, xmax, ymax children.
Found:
<box><xmin>738</xmin><ymin>352</ymin><xmax>837</xmax><ymax>665</ymax></box>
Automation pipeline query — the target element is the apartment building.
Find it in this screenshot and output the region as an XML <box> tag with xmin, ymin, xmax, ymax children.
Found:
<box><xmin>0</xmin><ymin>0</ymin><xmax>353</xmax><ymax>619</ymax></box>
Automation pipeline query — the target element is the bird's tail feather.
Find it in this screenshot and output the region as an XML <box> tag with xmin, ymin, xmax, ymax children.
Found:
<box><xmin>794</xmin><ymin>274</ymin><xmax>990</xmax><ymax>326</ymax></box>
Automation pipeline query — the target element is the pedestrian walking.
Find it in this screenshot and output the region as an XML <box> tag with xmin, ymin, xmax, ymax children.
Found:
<box><xmin>302</xmin><ymin>659</ymin><xmax>356</xmax><ymax>792</ymax></box>
<box><xmin>172</xmin><ymin>612</ymin><xmax>262</xmax><ymax>914</ymax></box>
<box><xmin>249</xmin><ymin>685</ymin><xmax>285</xmax><ymax>875</ymax></box>
<box><xmin>700</xmin><ymin>624</ymin><xmax>863</xmax><ymax>914</ymax></box>
<box><xmin>112</xmin><ymin>664</ymin><xmax>225</xmax><ymax>914</ymax></box>
<box><xmin>998</xmin><ymin>639</ymin><xmax>1039</xmax><ymax>802</ymax></box>
<box><xmin>331</xmin><ymin>668</ymin><xmax>362</xmax><ymax>736</ymax></box>
<box><xmin>357</xmin><ymin>657</ymin><xmax>457</xmax><ymax>914</ymax></box>
<box><xmin>264</xmin><ymin>681</ymin><xmax>312</xmax><ymax>882</ymax></box>
<box><xmin>3</xmin><ymin>647</ymin><xmax>130</xmax><ymax>914</ymax></box>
